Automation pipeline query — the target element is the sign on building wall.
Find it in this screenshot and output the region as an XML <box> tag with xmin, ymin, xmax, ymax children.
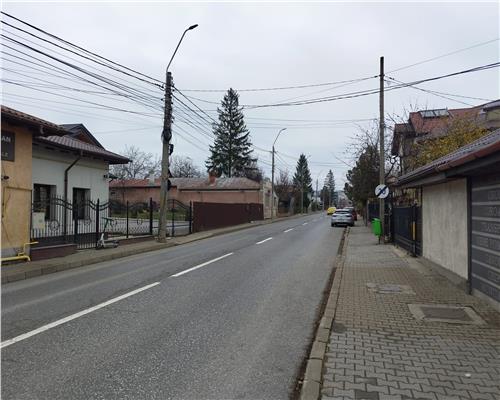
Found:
<box><xmin>1</xmin><ymin>131</ymin><xmax>15</xmax><ymax>161</ymax></box>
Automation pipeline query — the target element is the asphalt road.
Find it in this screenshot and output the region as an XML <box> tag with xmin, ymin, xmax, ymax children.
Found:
<box><xmin>2</xmin><ymin>213</ymin><xmax>343</xmax><ymax>400</ymax></box>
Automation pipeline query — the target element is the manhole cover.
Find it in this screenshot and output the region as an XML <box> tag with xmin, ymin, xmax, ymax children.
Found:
<box><xmin>367</xmin><ymin>283</ymin><xmax>415</xmax><ymax>295</ymax></box>
<box><xmin>408</xmin><ymin>304</ymin><xmax>485</xmax><ymax>325</ymax></box>
<box><xmin>421</xmin><ymin>306</ymin><xmax>471</xmax><ymax>321</ymax></box>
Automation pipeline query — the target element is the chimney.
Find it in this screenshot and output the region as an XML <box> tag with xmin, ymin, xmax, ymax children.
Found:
<box><xmin>208</xmin><ymin>171</ymin><xmax>217</xmax><ymax>186</ymax></box>
<box><xmin>148</xmin><ymin>175</ymin><xmax>155</xmax><ymax>186</ymax></box>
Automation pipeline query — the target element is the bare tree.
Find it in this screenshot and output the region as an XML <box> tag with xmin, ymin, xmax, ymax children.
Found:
<box><xmin>274</xmin><ymin>170</ymin><xmax>293</xmax><ymax>200</ymax></box>
<box><xmin>170</xmin><ymin>155</ymin><xmax>203</xmax><ymax>178</ymax></box>
<box><xmin>110</xmin><ymin>145</ymin><xmax>161</xmax><ymax>179</ymax></box>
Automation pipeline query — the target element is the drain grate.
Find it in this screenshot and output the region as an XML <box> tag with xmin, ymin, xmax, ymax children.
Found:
<box><xmin>408</xmin><ymin>304</ymin><xmax>485</xmax><ymax>325</ymax></box>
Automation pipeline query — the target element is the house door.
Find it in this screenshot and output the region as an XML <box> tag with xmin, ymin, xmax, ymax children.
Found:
<box><xmin>470</xmin><ymin>173</ymin><xmax>500</xmax><ymax>308</ymax></box>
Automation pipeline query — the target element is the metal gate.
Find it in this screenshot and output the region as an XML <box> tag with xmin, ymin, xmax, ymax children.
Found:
<box><xmin>31</xmin><ymin>197</ymin><xmax>111</xmax><ymax>249</ymax></box>
<box><xmin>392</xmin><ymin>205</ymin><xmax>422</xmax><ymax>256</ymax></box>
<box><xmin>470</xmin><ymin>174</ymin><xmax>500</xmax><ymax>306</ymax></box>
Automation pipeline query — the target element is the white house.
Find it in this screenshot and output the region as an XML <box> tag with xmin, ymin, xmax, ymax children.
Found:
<box><xmin>32</xmin><ymin>124</ymin><xmax>128</xmax><ymax>208</ymax></box>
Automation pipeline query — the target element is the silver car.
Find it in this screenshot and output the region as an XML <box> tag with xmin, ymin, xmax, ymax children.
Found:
<box><xmin>331</xmin><ymin>209</ymin><xmax>354</xmax><ymax>227</ymax></box>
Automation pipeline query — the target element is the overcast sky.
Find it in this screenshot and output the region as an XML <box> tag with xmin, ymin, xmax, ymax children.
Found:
<box><xmin>2</xmin><ymin>1</ymin><xmax>499</xmax><ymax>188</ymax></box>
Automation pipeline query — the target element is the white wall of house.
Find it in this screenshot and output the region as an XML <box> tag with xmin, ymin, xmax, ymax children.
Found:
<box><xmin>422</xmin><ymin>178</ymin><xmax>468</xmax><ymax>279</ymax></box>
<box><xmin>32</xmin><ymin>147</ymin><xmax>110</xmax><ymax>202</ymax></box>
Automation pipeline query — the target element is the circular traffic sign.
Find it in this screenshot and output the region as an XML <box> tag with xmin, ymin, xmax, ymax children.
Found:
<box><xmin>375</xmin><ymin>184</ymin><xmax>389</xmax><ymax>199</ymax></box>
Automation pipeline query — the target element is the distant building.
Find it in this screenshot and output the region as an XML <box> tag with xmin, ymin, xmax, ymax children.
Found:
<box><xmin>391</xmin><ymin>100</ymin><xmax>500</xmax><ymax>175</ymax></box>
<box><xmin>110</xmin><ymin>175</ymin><xmax>277</xmax><ymax>219</ymax></box>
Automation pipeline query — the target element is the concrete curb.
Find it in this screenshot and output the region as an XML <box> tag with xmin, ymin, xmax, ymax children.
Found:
<box><xmin>299</xmin><ymin>227</ymin><xmax>349</xmax><ymax>400</ymax></box>
<box><xmin>2</xmin><ymin>213</ymin><xmax>316</xmax><ymax>284</ymax></box>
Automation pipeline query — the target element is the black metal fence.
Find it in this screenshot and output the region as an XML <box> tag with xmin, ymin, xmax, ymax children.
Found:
<box><xmin>392</xmin><ymin>205</ymin><xmax>422</xmax><ymax>256</ymax></box>
<box><xmin>31</xmin><ymin>196</ymin><xmax>192</xmax><ymax>249</ymax></box>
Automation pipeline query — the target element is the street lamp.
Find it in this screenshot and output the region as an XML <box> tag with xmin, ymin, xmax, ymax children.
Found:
<box><xmin>158</xmin><ymin>23</ymin><xmax>198</xmax><ymax>242</ymax></box>
<box><xmin>271</xmin><ymin>128</ymin><xmax>287</xmax><ymax>220</ymax></box>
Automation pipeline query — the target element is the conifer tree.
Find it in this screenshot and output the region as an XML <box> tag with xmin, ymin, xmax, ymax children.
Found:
<box><xmin>293</xmin><ymin>154</ymin><xmax>313</xmax><ymax>212</ymax></box>
<box><xmin>206</xmin><ymin>88</ymin><xmax>255</xmax><ymax>177</ymax></box>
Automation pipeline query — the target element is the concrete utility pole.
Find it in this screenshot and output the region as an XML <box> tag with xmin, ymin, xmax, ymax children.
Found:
<box><xmin>378</xmin><ymin>56</ymin><xmax>385</xmax><ymax>239</ymax></box>
<box><xmin>316</xmin><ymin>178</ymin><xmax>318</xmax><ymax>209</ymax></box>
<box><xmin>157</xmin><ymin>24</ymin><xmax>198</xmax><ymax>242</ymax></box>
<box><xmin>271</xmin><ymin>128</ymin><xmax>286</xmax><ymax>220</ymax></box>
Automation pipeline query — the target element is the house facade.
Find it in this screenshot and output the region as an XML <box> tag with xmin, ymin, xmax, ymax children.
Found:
<box><xmin>396</xmin><ymin>128</ymin><xmax>500</xmax><ymax>311</ymax></box>
<box><xmin>1</xmin><ymin>106</ymin><xmax>128</xmax><ymax>258</ymax></box>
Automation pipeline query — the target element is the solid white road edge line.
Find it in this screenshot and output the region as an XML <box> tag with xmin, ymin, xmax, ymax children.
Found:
<box><xmin>0</xmin><ymin>282</ymin><xmax>160</xmax><ymax>349</ymax></box>
<box><xmin>256</xmin><ymin>237</ymin><xmax>273</xmax><ymax>245</ymax></box>
<box><xmin>284</xmin><ymin>228</ymin><xmax>293</xmax><ymax>233</ymax></box>
<box><xmin>172</xmin><ymin>253</ymin><xmax>234</xmax><ymax>277</ymax></box>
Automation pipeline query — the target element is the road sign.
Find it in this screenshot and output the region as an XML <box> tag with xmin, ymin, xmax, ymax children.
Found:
<box><xmin>375</xmin><ymin>184</ymin><xmax>389</xmax><ymax>199</ymax></box>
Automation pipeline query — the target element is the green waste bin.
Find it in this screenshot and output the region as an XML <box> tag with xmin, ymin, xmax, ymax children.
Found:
<box><xmin>372</xmin><ymin>218</ymin><xmax>382</xmax><ymax>237</ymax></box>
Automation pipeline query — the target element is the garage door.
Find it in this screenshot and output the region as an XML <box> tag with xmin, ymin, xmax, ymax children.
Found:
<box><xmin>470</xmin><ymin>173</ymin><xmax>500</xmax><ymax>307</ymax></box>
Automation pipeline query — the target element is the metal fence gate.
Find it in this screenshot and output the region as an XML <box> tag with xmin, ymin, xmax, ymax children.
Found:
<box><xmin>31</xmin><ymin>197</ymin><xmax>192</xmax><ymax>249</ymax></box>
<box><xmin>392</xmin><ymin>205</ymin><xmax>422</xmax><ymax>256</ymax></box>
<box><xmin>32</xmin><ymin>197</ymin><xmax>110</xmax><ymax>249</ymax></box>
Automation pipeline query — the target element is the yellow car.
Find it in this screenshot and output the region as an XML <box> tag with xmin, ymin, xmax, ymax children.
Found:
<box><xmin>326</xmin><ymin>206</ymin><xmax>336</xmax><ymax>215</ymax></box>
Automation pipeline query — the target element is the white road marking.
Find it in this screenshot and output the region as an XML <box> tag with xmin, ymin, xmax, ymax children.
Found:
<box><xmin>302</xmin><ymin>222</ymin><xmax>308</xmax><ymax>225</ymax></box>
<box><xmin>284</xmin><ymin>228</ymin><xmax>293</xmax><ymax>233</ymax></box>
<box><xmin>172</xmin><ymin>253</ymin><xmax>234</xmax><ymax>277</ymax></box>
<box><xmin>256</xmin><ymin>237</ymin><xmax>273</xmax><ymax>244</ymax></box>
<box><xmin>0</xmin><ymin>282</ymin><xmax>160</xmax><ymax>349</ymax></box>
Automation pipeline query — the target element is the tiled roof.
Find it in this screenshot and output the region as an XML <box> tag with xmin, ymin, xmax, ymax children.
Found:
<box><xmin>1</xmin><ymin>105</ymin><xmax>69</xmax><ymax>135</ymax></box>
<box><xmin>110</xmin><ymin>177</ymin><xmax>261</xmax><ymax>190</ymax></box>
<box><xmin>35</xmin><ymin>135</ymin><xmax>129</xmax><ymax>164</ymax></box>
<box><xmin>397</xmin><ymin>128</ymin><xmax>500</xmax><ymax>185</ymax></box>
<box><xmin>60</xmin><ymin>123</ymin><xmax>104</xmax><ymax>148</ymax></box>
<box><xmin>408</xmin><ymin>107</ymin><xmax>480</xmax><ymax>136</ymax></box>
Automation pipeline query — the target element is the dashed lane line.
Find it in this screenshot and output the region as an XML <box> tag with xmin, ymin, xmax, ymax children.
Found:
<box><xmin>0</xmin><ymin>282</ymin><xmax>160</xmax><ymax>349</ymax></box>
<box><xmin>284</xmin><ymin>228</ymin><xmax>293</xmax><ymax>233</ymax></box>
<box><xmin>172</xmin><ymin>253</ymin><xmax>234</xmax><ymax>277</ymax></box>
<box><xmin>256</xmin><ymin>237</ymin><xmax>273</xmax><ymax>245</ymax></box>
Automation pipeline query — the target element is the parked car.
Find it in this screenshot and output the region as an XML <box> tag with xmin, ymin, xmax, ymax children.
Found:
<box><xmin>344</xmin><ymin>206</ymin><xmax>357</xmax><ymax>221</ymax></box>
<box><xmin>326</xmin><ymin>206</ymin><xmax>336</xmax><ymax>215</ymax></box>
<box><xmin>331</xmin><ymin>209</ymin><xmax>354</xmax><ymax>227</ymax></box>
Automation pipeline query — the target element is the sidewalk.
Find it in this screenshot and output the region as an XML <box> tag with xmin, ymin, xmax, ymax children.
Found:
<box><xmin>320</xmin><ymin>226</ymin><xmax>500</xmax><ymax>400</ymax></box>
<box><xmin>1</xmin><ymin>214</ymin><xmax>306</xmax><ymax>284</ymax></box>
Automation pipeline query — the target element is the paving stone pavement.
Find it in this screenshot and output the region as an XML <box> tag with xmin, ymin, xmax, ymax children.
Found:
<box><xmin>322</xmin><ymin>226</ymin><xmax>500</xmax><ymax>400</ymax></box>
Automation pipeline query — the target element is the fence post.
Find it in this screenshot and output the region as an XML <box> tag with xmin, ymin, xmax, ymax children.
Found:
<box><xmin>411</xmin><ymin>204</ymin><xmax>417</xmax><ymax>257</ymax></box>
<box><xmin>149</xmin><ymin>197</ymin><xmax>153</xmax><ymax>236</ymax></box>
<box><xmin>95</xmin><ymin>199</ymin><xmax>100</xmax><ymax>249</ymax></box>
<box><xmin>126</xmin><ymin>201</ymin><xmax>129</xmax><ymax>239</ymax></box>
<box><xmin>73</xmin><ymin>204</ymin><xmax>78</xmax><ymax>245</ymax></box>
<box><xmin>189</xmin><ymin>201</ymin><xmax>192</xmax><ymax>234</ymax></box>
<box><xmin>171</xmin><ymin>200</ymin><xmax>175</xmax><ymax>237</ymax></box>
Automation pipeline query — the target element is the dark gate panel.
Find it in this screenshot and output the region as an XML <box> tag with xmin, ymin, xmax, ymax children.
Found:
<box><xmin>470</xmin><ymin>174</ymin><xmax>500</xmax><ymax>306</ymax></box>
<box><xmin>192</xmin><ymin>202</ymin><xmax>263</xmax><ymax>233</ymax></box>
<box><xmin>392</xmin><ymin>205</ymin><xmax>422</xmax><ymax>256</ymax></box>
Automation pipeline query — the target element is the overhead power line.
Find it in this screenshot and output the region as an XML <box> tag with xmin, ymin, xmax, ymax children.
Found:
<box><xmin>387</xmin><ymin>38</ymin><xmax>500</xmax><ymax>74</ymax></box>
<box><xmin>240</xmin><ymin>62</ymin><xmax>500</xmax><ymax>109</ymax></box>
<box><xmin>1</xmin><ymin>11</ymin><xmax>163</xmax><ymax>86</ymax></box>
<box><xmin>176</xmin><ymin>75</ymin><xmax>378</xmax><ymax>93</ymax></box>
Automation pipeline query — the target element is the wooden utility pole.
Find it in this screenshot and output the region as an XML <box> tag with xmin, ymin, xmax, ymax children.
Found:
<box><xmin>379</xmin><ymin>56</ymin><xmax>385</xmax><ymax>239</ymax></box>
<box><xmin>158</xmin><ymin>71</ymin><xmax>173</xmax><ymax>242</ymax></box>
<box><xmin>271</xmin><ymin>145</ymin><xmax>275</xmax><ymax>220</ymax></box>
